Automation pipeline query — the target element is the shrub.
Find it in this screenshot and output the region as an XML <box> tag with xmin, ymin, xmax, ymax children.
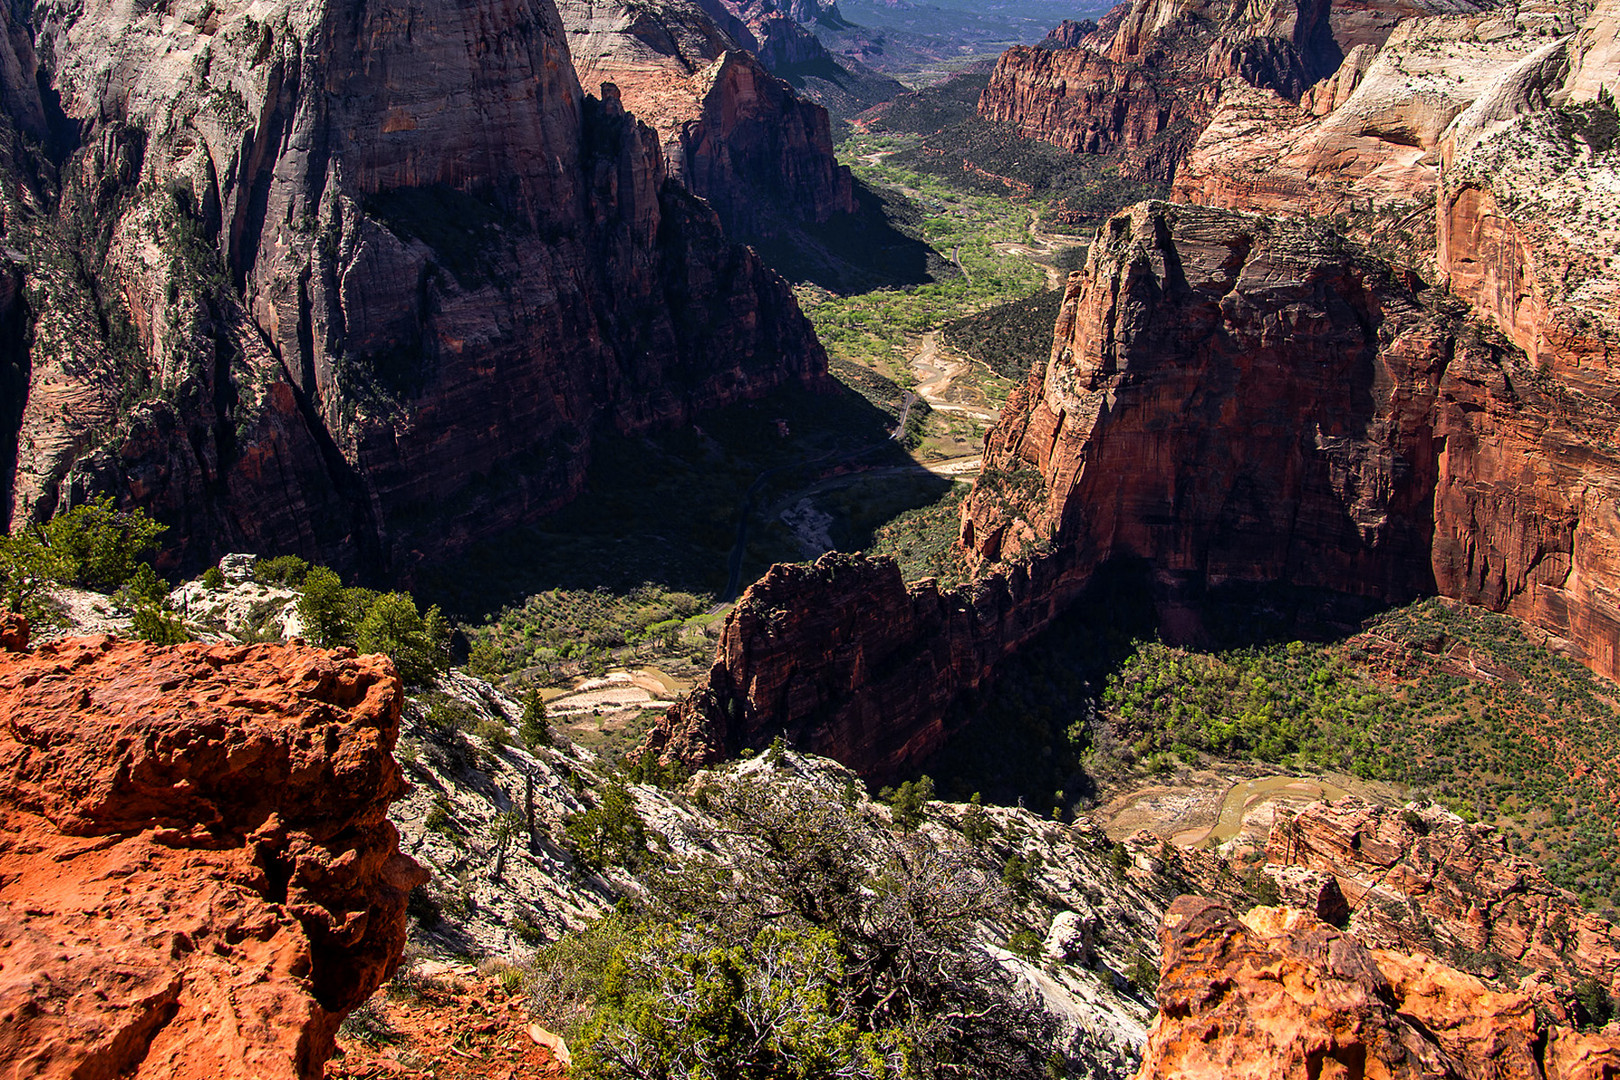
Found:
<box><xmin>201</xmin><ymin>565</ymin><xmax>225</xmax><ymax>589</ymax></box>
<box><xmin>41</xmin><ymin>496</ymin><xmax>167</xmax><ymax>592</ymax></box>
<box><xmin>1130</xmin><ymin>949</ymin><xmax>1159</xmax><ymax>995</ymax></box>
<box><xmin>564</xmin><ymin>781</ymin><xmax>648</xmax><ymax>871</ymax></box>
<box><xmin>297</xmin><ymin>566</ymin><xmax>350</xmax><ymax>647</ymax></box>
<box><xmin>0</xmin><ymin>499</ymin><xmax>167</xmax><ymax>623</ymax></box>
<box><xmin>1576</xmin><ymin>977</ymin><xmax>1613</xmax><ymax>1029</ymax></box>
<box><xmin>882</xmin><ymin>775</ymin><xmax>935</xmax><ymax>832</ymax></box>
<box><xmin>132</xmin><ymin>603</ymin><xmax>189</xmax><ymax>645</ymax></box>
<box><xmin>511</xmin><ymin>913</ymin><xmax>548</xmax><ymax>947</ymax></box>
<box><xmin>519</xmin><ymin>690</ymin><xmax>552</xmax><ymax>749</ymax></box>
<box><xmin>1008</xmin><ymin>929</ymin><xmax>1042</xmax><ymax>960</ymax></box>
<box><xmin>960</xmin><ymin>793</ymin><xmax>993</xmax><ymax>845</ymax></box>
<box><xmin>254</xmin><ymin>554</ymin><xmax>310</xmax><ymax>587</ymax></box>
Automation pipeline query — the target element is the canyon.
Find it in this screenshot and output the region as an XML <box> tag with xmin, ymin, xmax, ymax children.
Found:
<box><xmin>1</xmin><ymin>0</ymin><xmax>828</xmax><ymax>578</ymax></box>
<box><xmin>976</xmin><ymin>0</ymin><xmax>1504</xmax><ymax>185</ymax></box>
<box><xmin>649</xmin><ymin>190</ymin><xmax>1620</xmax><ymax>776</ymax></box>
<box><xmin>650</xmin><ymin>0</ymin><xmax>1620</xmax><ymax>782</ymax></box>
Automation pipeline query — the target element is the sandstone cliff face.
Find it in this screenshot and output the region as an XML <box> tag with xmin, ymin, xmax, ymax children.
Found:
<box><xmin>1436</xmin><ymin>8</ymin><xmax>1620</xmax><ymax>398</ymax></box>
<box><xmin>558</xmin><ymin>0</ymin><xmax>855</xmax><ymax>240</ymax></box>
<box><xmin>961</xmin><ymin>202</ymin><xmax>1460</xmax><ymax>617</ymax></box>
<box><xmin>0</xmin><ymin>618</ymin><xmax>423</xmax><ymax>1078</ymax></box>
<box><xmin>1266</xmin><ymin>799</ymin><xmax>1620</xmax><ymax>997</ymax></box>
<box><xmin>3</xmin><ymin>0</ymin><xmax>826</xmax><ymax>575</ymax></box>
<box><xmin>560</xmin><ymin>0</ymin><xmax>861</xmax><ymax>238</ymax></box>
<box><xmin>1139</xmin><ymin>897</ymin><xmax>1620</xmax><ymax>1080</ymax></box>
<box><xmin>976</xmin><ymin>0</ymin><xmax>1343</xmax><ymax>182</ymax></box>
<box><xmin>965</xmin><ymin>200</ymin><xmax>1620</xmax><ymax>679</ymax></box>
<box><xmin>1174</xmin><ymin>3</ymin><xmax>1577</xmax><ymax>268</ymax></box>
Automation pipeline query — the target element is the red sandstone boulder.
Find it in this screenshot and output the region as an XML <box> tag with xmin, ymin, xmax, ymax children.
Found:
<box><xmin>0</xmin><ymin>631</ymin><xmax>424</xmax><ymax>1079</ymax></box>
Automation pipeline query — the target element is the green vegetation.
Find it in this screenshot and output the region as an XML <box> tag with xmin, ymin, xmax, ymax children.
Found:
<box><xmin>253</xmin><ymin>555</ymin><xmax>312</xmax><ymax>587</ymax></box>
<box><xmin>863</xmin><ymin>73</ymin><xmax>1167</xmax><ymax>228</ymax></box>
<box><xmin>879</xmin><ymin>774</ymin><xmax>935</xmax><ymax>831</ymax></box>
<box><xmin>295</xmin><ymin>564</ymin><xmax>450</xmax><ymax>685</ymax></box>
<box><xmin>563</xmin><ymin>780</ymin><xmax>650</xmax><ymax>872</ymax></box>
<box><xmin>927</xmin><ymin>576</ymin><xmax>1620</xmax><ymax>914</ymax></box>
<box><xmin>800</xmin><ymin>160</ymin><xmax>1045</xmax><ymax>385</ymax></box>
<box><xmin>0</xmin><ymin>498</ymin><xmax>176</xmax><ymax>631</ymax></box>
<box><xmin>531</xmin><ymin>774</ymin><xmax>1059</xmax><ymax>1079</ymax></box>
<box><xmin>867</xmin><ymin>486</ymin><xmax>969</xmax><ymax>586</ymax></box>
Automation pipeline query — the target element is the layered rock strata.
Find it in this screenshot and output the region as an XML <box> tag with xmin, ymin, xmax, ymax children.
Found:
<box><xmin>2</xmin><ymin>0</ymin><xmax>826</xmax><ymax>575</ymax></box>
<box><xmin>558</xmin><ymin>0</ymin><xmax>856</xmax><ymax>239</ymax></box>
<box><xmin>654</xmin><ymin>199</ymin><xmax>1620</xmax><ymax>775</ymax></box>
<box><xmin>0</xmin><ymin>618</ymin><xmax>422</xmax><ymax>1078</ymax></box>
<box><xmin>1138</xmin><ymin>897</ymin><xmax>1620</xmax><ymax>1080</ymax></box>
<box><xmin>1437</xmin><ymin>0</ymin><xmax>1620</xmax><ymax>397</ymax></box>
<box><xmin>1266</xmin><ymin>799</ymin><xmax>1620</xmax><ymax>996</ymax></box>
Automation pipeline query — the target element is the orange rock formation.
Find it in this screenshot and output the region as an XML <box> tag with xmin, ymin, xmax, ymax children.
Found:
<box><xmin>1139</xmin><ymin>896</ymin><xmax>1620</xmax><ymax>1080</ymax></box>
<box><xmin>0</xmin><ymin>619</ymin><xmax>424</xmax><ymax>1079</ymax></box>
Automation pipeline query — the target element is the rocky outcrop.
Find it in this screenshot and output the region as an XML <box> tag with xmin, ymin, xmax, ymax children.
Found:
<box><xmin>2</xmin><ymin>0</ymin><xmax>826</xmax><ymax>576</ymax></box>
<box><xmin>1139</xmin><ymin>897</ymin><xmax>1620</xmax><ymax>1080</ymax></box>
<box><xmin>1266</xmin><ymin>799</ymin><xmax>1620</xmax><ymax>996</ymax></box>
<box><xmin>644</xmin><ymin>550</ymin><xmax>1094</xmax><ymax>780</ymax></box>
<box><xmin>961</xmin><ymin>202</ymin><xmax>1460</xmax><ymax>618</ymax></box>
<box><xmin>965</xmin><ymin>201</ymin><xmax>1620</xmax><ymax>678</ymax></box>
<box><xmin>558</xmin><ymin>0</ymin><xmax>855</xmax><ymax>239</ymax></box>
<box><xmin>1173</xmin><ymin>5</ymin><xmax>1578</xmax><ymax>268</ymax></box>
<box><xmin>976</xmin><ymin>0</ymin><xmax>1343</xmax><ymax>182</ymax></box>
<box><xmin>0</xmin><ymin>619</ymin><xmax>423</xmax><ymax>1078</ymax></box>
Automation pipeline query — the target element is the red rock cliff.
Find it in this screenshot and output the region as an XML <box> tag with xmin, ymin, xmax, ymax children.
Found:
<box><xmin>643</xmin><ymin>549</ymin><xmax>1092</xmax><ymax>782</ymax></box>
<box><xmin>1266</xmin><ymin>799</ymin><xmax>1620</xmax><ymax>998</ymax></box>
<box><xmin>558</xmin><ymin>0</ymin><xmax>856</xmax><ymax>239</ymax></box>
<box><xmin>0</xmin><ymin>616</ymin><xmax>424</xmax><ymax>1079</ymax></box>
<box><xmin>3</xmin><ymin>0</ymin><xmax>827</xmax><ymax>575</ymax></box>
<box><xmin>976</xmin><ymin>0</ymin><xmax>1340</xmax><ymax>182</ymax></box>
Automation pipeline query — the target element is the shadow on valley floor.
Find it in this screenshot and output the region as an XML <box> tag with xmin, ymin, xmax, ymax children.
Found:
<box><xmin>750</xmin><ymin>178</ymin><xmax>956</xmax><ymax>293</ymax></box>
<box><xmin>921</xmin><ymin>561</ymin><xmax>1620</xmax><ymax>910</ymax></box>
<box><xmin>921</xmin><ymin>562</ymin><xmax>1421</xmax><ymax>814</ymax></box>
<box><xmin>417</xmin><ymin>379</ymin><xmax>952</xmax><ymax>623</ymax></box>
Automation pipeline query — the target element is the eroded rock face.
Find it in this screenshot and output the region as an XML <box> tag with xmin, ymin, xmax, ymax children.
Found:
<box><xmin>3</xmin><ymin>0</ymin><xmax>826</xmax><ymax>575</ymax></box>
<box><xmin>976</xmin><ymin>0</ymin><xmax>1343</xmax><ymax>182</ymax></box>
<box><xmin>961</xmin><ymin>201</ymin><xmax>1458</xmax><ymax>618</ymax></box>
<box><xmin>644</xmin><ymin>549</ymin><xmax>1092</xmax><ymax>781</ymax></box>
<box><xmin>1436</xmin><ymin>0</ymin><xmax>1620</xmax><ymax>402</ymax></box>
<box><xmin>1139</xmin><ymin>897</ymin><xmax>1620</xmax><ymax>1080</ymax></box>
<box><xmin>964</xmin><ymin>201</ymin><xmax>1620</xmax><ymax>679</ymax></box>
<box><xmin>0</xmin><ymin>619</ymin><xmax>423</xmax><ymax>1079</ymax></box>
<box><xmin>1266</xmin><ymin>799</ymin><xmax>1620</xmax><ymax>997</ymax></box>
